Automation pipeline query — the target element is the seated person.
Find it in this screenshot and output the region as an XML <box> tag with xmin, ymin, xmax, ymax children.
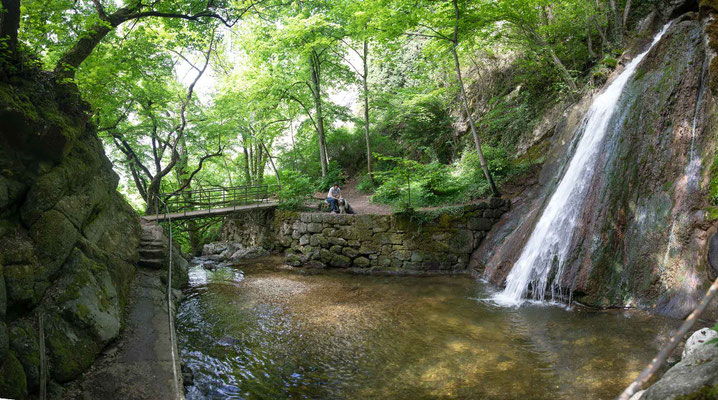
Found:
<box><xmin>326</xmin><ymin>183</ymin><xmax>341</xmax><ymax>213</ymax></box>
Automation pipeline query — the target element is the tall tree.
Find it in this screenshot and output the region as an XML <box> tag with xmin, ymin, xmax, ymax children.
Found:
<box><xmin>243</xmin><ymin>9</ymin><xmax>352</xmax><ymax>178</ymax></box>
<box><xmin>0</xmin><ymin>0</ymin><xmax>20</xmax><ymax>64</ymax></box>
<box><xmin>381</xmin><ymin>0</ymin><xmax>500</xmax><ymax>196</ymax></box>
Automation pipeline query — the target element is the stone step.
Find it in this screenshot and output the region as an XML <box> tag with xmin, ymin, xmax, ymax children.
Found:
<box><xmin>139</xmin><ymin>248</ymin><xmax>165</xmax><ymax>257</ymax></box>
<box><xmin>138</xmin><ymin>258</ymin><xmax>164</xmax><ymax>269</ymax></box>
<box><xmin>141</xmin><ymin>233</ymin><xmax>163</xmax><ymax>241</ymax></box>
<box><xmin>140</xmin><ymin>240</ymin><xmax>166</xmax><ymax>249</ymax></box>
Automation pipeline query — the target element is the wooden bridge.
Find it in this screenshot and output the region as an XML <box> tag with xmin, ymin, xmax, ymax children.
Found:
<box><xmin>142</xmin><ymin>184</ymin><xmax>280</xmax><ymax>222</ymax></box>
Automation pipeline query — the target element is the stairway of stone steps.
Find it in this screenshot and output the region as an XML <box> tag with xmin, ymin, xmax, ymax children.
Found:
<box><xmin>139</xmin><ymin>220</ymin><xmax>167</xmax><ymax>269</ymax></box>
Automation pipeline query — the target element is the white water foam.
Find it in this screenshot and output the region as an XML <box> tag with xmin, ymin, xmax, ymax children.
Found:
<box><xmin>492</xmin><ymin>22</ymin><xmax>674</xmax><ymax>307</ymax></box>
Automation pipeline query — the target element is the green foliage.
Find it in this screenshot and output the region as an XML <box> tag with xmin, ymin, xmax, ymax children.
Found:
<box><xmin>316</xmin><ymin>162</ymin><xmax>345</xmax><ymax>192</ymax></box>
<box><xmin>278</xmin><ymin>171</ymin><xmax>315</xmax><ymax>210</ymax></box>
<box><xmin>371</xmin><ymin>146</ymin><xmax>530</xmax><ymax>209</ymax></box>
<box><xmin>357</xmin><ymin>174</ymin><xmax>376</xmax><ymax>193</ymax></box>
<box><xmin>10</xmin><ymin>0</ymin><xmax>654</xmax><ymax>220</ymax></box>
<box><xmin>601</xmin><ymin>57</ymin><xmax>619</xmax><ymax>69</ymax></box>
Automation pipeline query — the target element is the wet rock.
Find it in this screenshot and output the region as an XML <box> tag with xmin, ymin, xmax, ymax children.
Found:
<box><xmin>642</xmin><ymin>328</ymin><xmax>718</xmax><ymax>399</ymax></box>
<box><xmin>218</xmin><ymin>335</ymin><xmax>241</xmax><ymax>347</ymax></box>
<box><xmin>708</xmin><ymin>232</ymin><xmax>718</xmax><ymax>278</ymax></box>
<box><xmin>181</xmin><ymin>364</ymin><xmax>194</xmax><ymax>386</ymax></box>
<box><xmin>202</xmin><ymin>242</ymin><xmax>227</xmax><ymax>256</ymax></box>
<box><xmin>229</xmin><ymin>247</ymin><xmax>269</xmax><ymax>261</ymax></box>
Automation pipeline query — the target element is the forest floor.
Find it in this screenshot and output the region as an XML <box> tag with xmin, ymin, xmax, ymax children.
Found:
<box><xmin>314</xmin><ymin>177</ymin><xmax>392</xmax><ymax>215</ymax></box>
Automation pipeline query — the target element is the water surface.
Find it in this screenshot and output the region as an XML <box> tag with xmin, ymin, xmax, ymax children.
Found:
<box><xmin>177</xmin><ymin>256</ymin><xmax>678</xmax><ymax>399</ymax></box>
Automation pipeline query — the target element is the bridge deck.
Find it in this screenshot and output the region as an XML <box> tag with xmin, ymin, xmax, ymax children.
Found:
<box><xmin>142</xmin><ymin>201</ymin><xmax>278</xmax><ymax>222</ymax></box>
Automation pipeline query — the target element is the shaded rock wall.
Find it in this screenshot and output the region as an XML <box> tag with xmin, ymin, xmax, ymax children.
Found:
<box><xmin>221</xmin><ymin>199</ymin><xmax>509</xmax><ymax>273</ymax></box>
<box><xmin>0</xmin><ymin>72</ymin><xmax>141</xmax><ymax>398</ymax></box>
<box><xmin>475</xmin><ymin>10</ymin><xmax>718</xmax><ymax>318</ymax></box>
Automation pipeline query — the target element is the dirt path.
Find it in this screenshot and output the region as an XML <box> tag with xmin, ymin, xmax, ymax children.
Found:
<box><xmin>314</xmin><ymin>177</ymin><xmax>391</xmax><ymax>215</ymax></box>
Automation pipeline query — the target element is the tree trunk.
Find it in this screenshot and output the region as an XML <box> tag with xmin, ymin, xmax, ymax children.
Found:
<box><xmin>242</xmin><ymin>134</ymin><xmax>251</xmax><ymax>185</ymax></box>
<box><xmin>608</xmin><ymin>0</ymin><xmax>622</xmax><ymax>43</ymax></box>
<box><xmin>145</xmin><ymin>178</ymin><xmax>162</xmax><ymax>214</ymax></box>
<box><xmin>451</xmin><ymin>0</ymin><xmax>499</xmax><ymax>197</ymax></box>
<box><xmin>451</xmin><ymin>46</ymin><xmax>500</xmax><ymax>197</ymax></box>
<box><xmin>362</xmin><ymin>38</ymin><xmax>374</xmax><ymax>184</ymax></box>
<box><xmin>585</xmin><ymin>4</ymin><xmax>596</xmax><ymax>58</ymax></box>
<box><xmin>55</xmin><ymin>23</ymin><xmax>113</xmax><ymax>80</ymax></box>
<box><xmin>53</xmin><ymin>7</ymin><xmax>136</xmax><ymax>80</ymax></box>
<box><xmin>622</xmin><ymin>0</ymin><xmax>632</xmax><ymax>31</ymax></box>
<box><xmin>260</xmin><ymin>140</ymin><xmax>281</xmax><ymax>186</ymax></box>
<box><xmin>310</xmin><ymin>51</ymin><xmax>328</xmax><ymax>177</ymax></box>
<box><xmin>0</xmin><ymin>0</ymin><xmax>21</xmax><ymax>60</ymax></box>
<box><xmin>547</xmin><ymin>48</ymin><xmax>578</xmax><ymax>92</ymax></box>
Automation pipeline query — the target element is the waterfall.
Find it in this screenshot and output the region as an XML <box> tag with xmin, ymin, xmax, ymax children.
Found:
<box><xmin>492</xmin><ymin>22</ymin><xmax>674</xmax><ymax>307</ymax></box>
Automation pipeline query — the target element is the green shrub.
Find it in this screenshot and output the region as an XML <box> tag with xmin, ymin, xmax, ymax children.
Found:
<box><xmin>357</xmin><ymin>174</ymin><xmax>375</xmax><ymax>193</ymax></box>
<box><xmin>370</xmin><ymin>146</ymin><xmax>530</xmax><ymax>209</ymax></box>
<box><xmin>278</xmin><ymin>171</ymin><xmax>314</xmax><ymax>210</ymax></box>
<box><xmin>316</xmin><ymin>161</ymin><xmax>345</xmax><ymax>192</ymax></box>
<box><xmin>600</xmin><ymin>57</ymin><xmax>619</xmax><ymax>69</ymax></box>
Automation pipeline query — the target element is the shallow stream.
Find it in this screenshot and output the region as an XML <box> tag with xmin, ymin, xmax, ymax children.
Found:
<box><xmin>177</xmin><ymin>256</ymin><xmax>678</xmax><ymax>399</ymax></box>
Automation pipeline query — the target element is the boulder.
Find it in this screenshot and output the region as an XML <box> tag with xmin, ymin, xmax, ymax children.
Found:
<box><xmin>642</xmin><ymin>328</ymin><xmax>718</xmax><ymax>399</ymax></box>
<box><xmin>353</xmin><ymin>257</ymin><xmax>370</xmax><ymax>268</ymax></box>
<box><xmin>202</xmin><ymin>242</ymin><xmax>228</xmax><ymax>256</ymax></box>
<box><xmin>0</xmin><ymin>351</ymin><xmax>27</xmax><ymax>399</ymax></box>
<box><xmin>230</xmin><ymin>247</ymin><xmax>269</xmax><ymax>261</ymax></box>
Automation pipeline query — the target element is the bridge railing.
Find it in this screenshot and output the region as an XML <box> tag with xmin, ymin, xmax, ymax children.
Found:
<box><xmin>154</xmin><ymin>184</ymin><xmax>281</xmax><ymax>216</ymax></box>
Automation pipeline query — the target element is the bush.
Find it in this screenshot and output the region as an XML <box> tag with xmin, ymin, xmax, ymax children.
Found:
<box><xmin>370</xmin><ymin>146</ymin><xmax>530</xmax><ymax>209</ymax></box>
<box><xmin>372</xmin><ymin>156</ymin><xmax>463</xmax><ymax>208</ymax></box>
<box><xmin>357</xmin><ymin>174</ymin><xmax>375</xmax><ymax>193</ymax></box>
<box><xmin>316</xmin><ymin>161</ymin><xmax>345</xmax><ymax>192</ymax></box>
<box><xmin>278</xmin><ymin>170</ymin><xmax>314</xmax><ymax>210</ymax></box>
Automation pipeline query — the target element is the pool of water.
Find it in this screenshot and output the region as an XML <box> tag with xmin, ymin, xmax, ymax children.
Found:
<box><xmin>177</xmin><ymin>256</ymin><xmax>679</xmax><ymax>399</ymax></box>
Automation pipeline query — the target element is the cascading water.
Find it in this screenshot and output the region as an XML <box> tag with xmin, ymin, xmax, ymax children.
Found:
<box><xmin>492</xmin><ymin>22</ymin><xmax>674</xmax><ymax>307</ymax></box>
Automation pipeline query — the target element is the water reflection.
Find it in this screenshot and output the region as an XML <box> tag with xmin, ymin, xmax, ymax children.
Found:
<box><xmin>177</xmin><ymin>256</ymin><xmax>678</xmax><ymax>399</ymax></box>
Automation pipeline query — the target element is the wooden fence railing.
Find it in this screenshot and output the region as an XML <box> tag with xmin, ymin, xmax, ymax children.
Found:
<box><xmin>153</xmin><ymin>184</ymin><xmax>281</xmax><ymax>216</ymax></box>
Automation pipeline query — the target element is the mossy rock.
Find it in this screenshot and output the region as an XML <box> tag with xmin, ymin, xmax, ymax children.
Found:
<box><xmin>4</xmin><ymin>264</ymin><xmax>45</xmax><ymax>310</ymax></box>
<box><xmin>676</xmin><ymin>384</ymin><xmax>718</xmax><ymax>399</ymax></box>
<box><xmin>27</xmin><ymin>209</ymin><xmax>79</xmax><ymax>277</ymax></box>
<box><xmin>0</xmin><ymin>351</ymin><xmax>27</xmax><ymax>399</ymax></box>
<box><xmin>56</xmin><ymin>249</ymin><xmax>121</xmax><ymax>343</ymax></box>
<box><xmin>46</xmin><ymin>313</ymin><xmax>100</xmax><ymax>383</ymax></box>
<box><xmin>0</xmin><ymin>265</ymin><xmax>4</xmax><ymax>318</ymax></box>
<box><xmin>8</xmin><ymin>320</ymin><xmax>39</xmax><ymax>392</ymax></box>
<box><xmin>0</xmin><ymin>322</ymin><xmax>8</xmax><ymax>362</ymax></box>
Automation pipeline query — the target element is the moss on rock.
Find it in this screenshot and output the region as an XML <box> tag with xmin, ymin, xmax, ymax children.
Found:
<box><xmin>0</xmin><ymin>351</ymin><xmax>27</xmax><ymax>399</ymax></box>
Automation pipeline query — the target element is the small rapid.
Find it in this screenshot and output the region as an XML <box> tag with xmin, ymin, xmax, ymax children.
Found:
<box><xmin>492</xmin><ymin>22</ymin><xmax>674</xmax><ymax>307</ymax></box>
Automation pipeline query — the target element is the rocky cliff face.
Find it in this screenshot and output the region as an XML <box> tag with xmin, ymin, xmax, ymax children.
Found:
<box><xmin>474</xmin><ymin>6</ymin><xmax>718</xmax><ymax>318</ymax></box>
<box><xmin>0</xmin><ymin>70</ymin><xmax>141</xmax><ymax>397</ymax></box>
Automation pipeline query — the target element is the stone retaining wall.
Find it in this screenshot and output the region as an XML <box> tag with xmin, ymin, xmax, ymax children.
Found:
<box><xmin>265</xmin><ymin>198</ymin><xmax>510</xmax><ymax>273</ymax></box>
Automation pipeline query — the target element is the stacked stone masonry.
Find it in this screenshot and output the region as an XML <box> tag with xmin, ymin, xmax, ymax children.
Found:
<box><xmin>272</xmin><ymin>198</ymin><xmax>510</xmax><ymax>272</ymax></box>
